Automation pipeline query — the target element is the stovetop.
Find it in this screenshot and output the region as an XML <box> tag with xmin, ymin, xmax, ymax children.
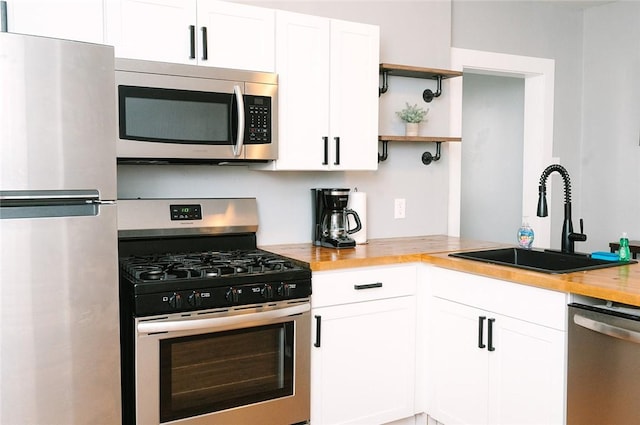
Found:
<box><xmin>119</xmin><ymin>247</ymin><xmax>311</xmax><ymax>316</ymax></box>
<box><xmin>120</xmin><ymin>249</ymin><xmax>303</xmax><ymax>283</ymax></box>
<box><xmin>117</xmin><ymin>198</ymin><xmax>312</xmax><ymax>316</ymax></box>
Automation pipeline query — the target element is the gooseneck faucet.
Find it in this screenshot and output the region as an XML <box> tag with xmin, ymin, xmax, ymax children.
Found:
<box><xmin>536</xmin><ymin>164</ymin><xmax>587</xmax><ymax>254</ymax></box>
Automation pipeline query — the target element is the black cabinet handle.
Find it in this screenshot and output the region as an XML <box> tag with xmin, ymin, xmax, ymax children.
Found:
<box><xmin>334</xmin><ymin>137</ymin><xmax>340</xmax><ymax>165</ymax></box>
<box><xmin>314</xmin><ymin>315</ymin><xmax>322</xmax><ymax>347</ymax></box>
<box><xmin>354</xmin><ymin>282</ymin><xmax>383</xmax><ymax>290</ymax></box>
<box><xmin>478</xmin><ymin>316</ymin><xmax>486</xmax><ymax>349</ymax></box>
<box><xmin>189</xmin><ymin>25</ymin><xmax>196</xmax><ymax>59</ymax></box>
<box><xmin>201</xmin><ymin>26</ymin><xmax>208</xmax><ymax>60</ymax></box>
<box><xmin>488</xmin><ymin>318</ymin><xmax>496</xmax><ymax>351</ymax></box>
<box><xmin>322</xmin><ymin>137</ymin><xmax>328</xmax><ymax>165</ymax></box>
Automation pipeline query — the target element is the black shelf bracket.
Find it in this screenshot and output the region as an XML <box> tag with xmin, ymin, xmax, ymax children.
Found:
<box><xmin>422</xmin><ymin>75</ymin><xmax>442</xmax><ymax>103</ymax></box>
<box><xmin>378</xmin><ymin>140</ymin><xmax>443</xmax><ymax>166</ymax></box>
<box><xmin>421</xmin><ymin>142</ymin><xmax>442</xmax><ymax>165</ymax></box>
<box><xmin>379</xmin><ymin>70</ymin><xmax>389</xmax><ymax>96</ymax></box>
<box><xmin>378</xmin><ymin>140</ymin><xmax>389</xmax><ymax>162</ymax></box>
<box><xmin>379</xmin><ymin>70</ymin><xmax>447</xmax><ymax>103</ymax></box>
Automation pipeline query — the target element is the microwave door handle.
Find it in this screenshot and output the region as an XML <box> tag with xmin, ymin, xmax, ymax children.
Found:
<box><xmin>233</xmin><ymin>85</ymin><xmax>244</xmax><ymax>157</ymax></box>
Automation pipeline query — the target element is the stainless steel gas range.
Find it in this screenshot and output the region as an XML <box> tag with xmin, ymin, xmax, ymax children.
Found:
<box><xmin>117</xmin><ymin>198</ymin><xmax>311</xmax><ymax>425</ymax></box>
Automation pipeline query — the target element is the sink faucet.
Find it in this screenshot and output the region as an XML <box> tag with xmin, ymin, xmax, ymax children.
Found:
<box><xmin>536</xmin><ymin>164</ymin><xmax>587</xmax><ymax>254</ymax></box>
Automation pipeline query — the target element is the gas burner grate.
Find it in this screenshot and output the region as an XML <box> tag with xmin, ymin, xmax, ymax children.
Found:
<box><xmin>119</xmin><ymin>249</ymin><xmax>300</xmax><ymax>282</ymax></box>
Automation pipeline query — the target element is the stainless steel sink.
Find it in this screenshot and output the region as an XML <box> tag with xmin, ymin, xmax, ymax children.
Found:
<box><xmin>449</xmin><ymin>247</ymin><xmax>636</xmax><ymax>274</ymax></box>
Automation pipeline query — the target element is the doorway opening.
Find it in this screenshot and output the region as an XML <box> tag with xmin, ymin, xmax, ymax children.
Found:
<box><xmin>448</xmin><ymin>48</ymin><xmax>556</xmax><ymax>248</ymax></box>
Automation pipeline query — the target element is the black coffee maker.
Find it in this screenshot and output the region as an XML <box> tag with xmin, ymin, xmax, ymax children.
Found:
<box><xmin>312</xmin><ymin>188</ymin><xmax>362</xmax><ymax>248</ymax></box>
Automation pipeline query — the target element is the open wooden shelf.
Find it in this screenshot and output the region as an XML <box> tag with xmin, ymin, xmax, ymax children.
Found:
<box><xmin>377</xmin><ymin>136</ymin><xmax>461</xmax><ymax>165</ymax></box>
<box><xmin>378</xmin><ymin>136</ymin><xmax>461</xmax><ymax>143</ymax></box>
<box><xmin>378</xmin><ymin>64</ymin><xmax>463</xmax><ymax>164</ymax></box>
<box><xmin>379</xmin><ymin>64</ymin><xmax>463</xmax><ymax>80</ymax></box>
<box><xmin>379</xmin><ymin>63</ymin><xmax>463</xmax><ymax>101</ymax></box>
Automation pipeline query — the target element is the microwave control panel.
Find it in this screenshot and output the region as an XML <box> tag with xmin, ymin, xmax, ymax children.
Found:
<box><xmin>244</xmin><ymin>95</ymin><xmax>271</xmax><ymax>144</ymax></box>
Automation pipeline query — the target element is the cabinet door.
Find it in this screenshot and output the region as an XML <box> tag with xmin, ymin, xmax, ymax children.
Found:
<box><xmin>106</xmin><ymin>0</ymin><xmax>195</xmax><ymax>63</ymax></box>
<box><xmin>430</xmin><ymin>297</ymin><xmax>490</xmax><ymax>425</ymax></box>
<box><xmin>257</xmin><ymin>13</ymin><xmax>379</xmax><ymax>171</ymax></box>
<box><xmin>328</xmin><ymin>19</ymin><xmax>379</xmax><ymax>171</ymax></box>
<box><xmin>429</xmin><ymin>297</ymin><xmax>566</xmax><ymax>425</ymax></box>
<box><xmin>311</xmin><ymin>296</ymin><xmax>416</xmax><ymax>425</ymax></box>
<box><xmin>6</xmin><ymin>0</ymin><xmax>104</xmax><ymax>43</ymax></box>
<box><xmin>269</xmin><ymin>10</ymin><xmax>330</xmax><ymax>170</ymax></box>
<box><xmin>489</xmin><ymin>313</ymin><xmax>565</xmax><ymax>425</ymax></box>
<box><xmin>197</xmin><ymin>0</ymin><xmax>274</xmax><ymax>72</ymax></box>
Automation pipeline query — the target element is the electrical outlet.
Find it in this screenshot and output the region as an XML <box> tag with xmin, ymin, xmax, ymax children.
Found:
<box><xmin>394</xmin><ymin>198</ymin><xmax>406</xmax><ymax>219</ymax></box>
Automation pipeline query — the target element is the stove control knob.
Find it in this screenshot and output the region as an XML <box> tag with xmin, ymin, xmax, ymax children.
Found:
<box><xmin>168</xmin><ymin>293</ymin><xmax>183</xmax><ymax>309</ymax></box>
<box><xmin>261</xmin><ymin>284</ymin><xmax>274</xmax><ymax>300</ymax></box>
<box><xmin>279</xmin><ymin>283</ymin><xmax>293</xmax><ymax>297</ymax></box>
<box><xmin>226</xmin><ymin>287</ymin><xmax>239</xmax><ymax>303</ymax></box>
<box><xmin>188</xmin><ymin>291</ymin><xmax>202</xmax><ymax>307</ymax></box>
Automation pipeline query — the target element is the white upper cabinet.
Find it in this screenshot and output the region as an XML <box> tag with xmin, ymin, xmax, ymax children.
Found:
<box><xmin>5</xmin><ymin>0</ymin><xmax>104</xmax><ymax>43</ymax></box>
<box><xmin>105</xmin><ymin>0</ymin><xmax>274</xmax><ymax>72</ymax></box>
<box><xmin>328</xmin><ymin>19</ymin><xmax>379</xmax><ymax>171</ymax></box>
<box><xmin>255</xmin><ymin>11</ymin><xmax>379</xmax><ymax>171</ymax></box>
<box><xmin>197</xmin><ymin>1</ymin><xmax>274</xmax><ymax>72</ymax></box>
<box><xmin>105</xmin><ymin>0</ymin><xmax>195</xmax><ymax>64</ymax></box>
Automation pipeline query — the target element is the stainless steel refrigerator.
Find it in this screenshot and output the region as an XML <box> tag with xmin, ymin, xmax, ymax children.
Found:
<box><xmin>0</xmin><ymin>33</ymin><xmax>121</xmax><ymax>424</ymax></box>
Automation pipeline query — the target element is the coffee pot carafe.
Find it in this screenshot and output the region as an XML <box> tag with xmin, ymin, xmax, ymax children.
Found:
<box><xmin>312</xmin><ymin>188</ymin><xmax>362</xmax><ymax>248</ymax></box>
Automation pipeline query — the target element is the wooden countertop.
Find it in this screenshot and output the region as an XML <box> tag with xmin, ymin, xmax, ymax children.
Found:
<box><xmin>262</xmin><ymin>235</ymin><xmax>640</xmax><ymax>307</ymax></box>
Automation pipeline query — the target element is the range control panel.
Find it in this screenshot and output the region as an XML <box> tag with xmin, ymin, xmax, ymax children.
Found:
<box><xmin>134</xmin><ymin>279</ymin><xmax>312</xmax><ymax>316</ymax></box>
<box><xmin>170</xmin><ymin>204</ymin><xmax>202</xmax><ymax>221</ymax></box>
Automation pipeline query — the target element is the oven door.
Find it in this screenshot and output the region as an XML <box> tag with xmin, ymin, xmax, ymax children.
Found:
<box><xmin>135</xmin><ymin>300</ymin><xmax>310</xmax><ymax>425</ymax></box>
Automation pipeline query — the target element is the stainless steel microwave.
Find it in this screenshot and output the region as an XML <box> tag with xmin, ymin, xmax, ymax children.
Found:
<box><xmin>114</xmin><ymin>58</ymin><xmax>278</xmax><ymax>163</ymax></box>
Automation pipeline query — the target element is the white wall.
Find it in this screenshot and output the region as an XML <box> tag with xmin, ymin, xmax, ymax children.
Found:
<box><xmin>118</xmin><ymin>0</ymin><xmax>637</xmax><ymax>250</ymax></box>
<box><xmin>117</xmin><ymin>1</ymin><xmax>455</xmax><ymax>246</ymax></box>
<box><xmin>451</xmin><ymin>0</ymin><xmax>585</xmax><ymax>250</ymax></box>
<box><xmin>581</xmin><ymin>1</ymin><xmax>640</xmax><ymax>250</ymax></box>
<box><xmin>452</xmin><ymin>0</ymin><xmax>639</xmax><ymax>252</ymax></box>
<box><xmin>460</xmin><ymin>73</ymin><xmax>525</xmax><ymax>245</ymax></box>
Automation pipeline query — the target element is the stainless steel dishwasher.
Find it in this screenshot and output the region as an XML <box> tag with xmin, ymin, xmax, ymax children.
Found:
<box><xmin>568</xmin><ymin>303</ymin><xmax>640</xmax><ymax>424</ymax></box>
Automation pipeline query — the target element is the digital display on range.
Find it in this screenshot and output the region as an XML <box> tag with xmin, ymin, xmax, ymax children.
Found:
<box><xmin>170</xmin><ymin>204</ymin><xmax>202</xmax><ymax>221</ymax></box>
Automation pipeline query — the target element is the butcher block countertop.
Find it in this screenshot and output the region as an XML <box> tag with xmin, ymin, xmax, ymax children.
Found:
<box><xmin>263</xmin><ymin>235</ymin><xmax>640</xmax><ymax>307</ymax></box>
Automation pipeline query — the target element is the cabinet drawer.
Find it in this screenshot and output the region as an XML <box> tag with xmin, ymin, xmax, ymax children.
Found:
<box><xmin>312</xmin><ymin>264</ymin><xmax>417</xmax><ymax>308</ymax></box>
<box><xmin>430</xmin><ymin>266</ymin><xmax>567</xmax><ymax>330</ymax></box>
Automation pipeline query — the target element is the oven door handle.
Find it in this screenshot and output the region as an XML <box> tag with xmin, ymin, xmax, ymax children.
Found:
<box><xmin>137</xmin><ymin>303</ymin><xmax>310</xmax><ymax>334</ymax></box>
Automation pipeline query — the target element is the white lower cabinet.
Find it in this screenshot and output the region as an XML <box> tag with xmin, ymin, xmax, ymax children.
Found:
<box><xmin>311</xmin><ymin>265</ymin><xmax>417</xmax><ymax>425</ymax></box>
<box><xmin>425</xmin><ymin>267</ymin><xmax>567</xmax><ymax>425</ymax></box>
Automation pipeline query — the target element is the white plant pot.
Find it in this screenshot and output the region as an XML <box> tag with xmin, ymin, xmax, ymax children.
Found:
<box><xmin>405</xmin><ymin>122</ymin><xmax>419</xmax><ymax>137</ymax></box>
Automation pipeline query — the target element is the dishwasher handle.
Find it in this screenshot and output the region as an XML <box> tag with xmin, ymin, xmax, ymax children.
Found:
<box><xmin>574</xmin><ymin>312</ymin><xmax>640</xmax><ymax>345</ymax></box>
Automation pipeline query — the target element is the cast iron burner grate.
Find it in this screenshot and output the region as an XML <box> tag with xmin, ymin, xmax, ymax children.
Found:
<box><xmin>120</xmin><ymin>249</ymin><xmax>300</xmax><ymax>283</ymax></box>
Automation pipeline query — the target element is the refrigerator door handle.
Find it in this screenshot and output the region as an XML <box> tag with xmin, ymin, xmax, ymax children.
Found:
<box><xmin>0</xmin><ymin>190</ymin><xmax>104</xmax><ymax>219</ymax></box>
<box><xmin>0</xmin><ymin>189</ymin><xmax>100</xmax><ymax>202</ymax></box>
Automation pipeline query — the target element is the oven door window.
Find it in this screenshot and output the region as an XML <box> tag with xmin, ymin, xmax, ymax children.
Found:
<box><xmin>159</xmin><ymin>322</ymin><xmax>294</xmax><ymax>423</ymax></box>
<box><xmin>118</xmin><ymin>85</ymin><xmax>238</xmax><ymax>145</ymax></box>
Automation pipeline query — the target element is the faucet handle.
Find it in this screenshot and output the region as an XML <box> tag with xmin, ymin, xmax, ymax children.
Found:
<box><xmin>570</xmin><ymin>218</ymin><xmax>587</xmax><ymax>242</ymax></box>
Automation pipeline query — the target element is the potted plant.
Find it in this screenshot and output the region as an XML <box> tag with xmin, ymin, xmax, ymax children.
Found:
<box><xmin>396</xmin><ymin>102</ymin><xmax>429</xmax><ymax>136</ymax></box>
